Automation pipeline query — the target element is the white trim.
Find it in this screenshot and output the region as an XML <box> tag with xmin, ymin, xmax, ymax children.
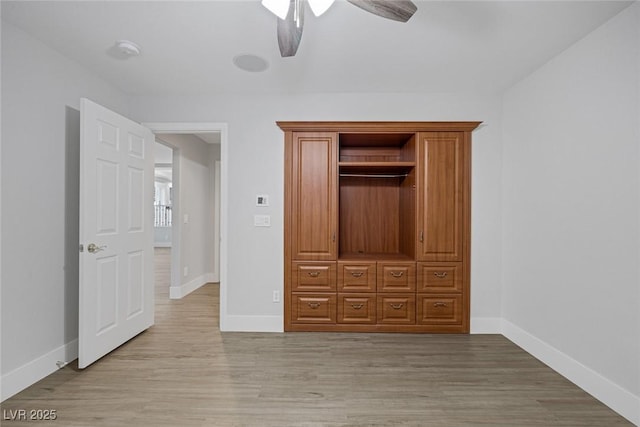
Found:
<box><xmin>502</xmin><ymin>320</ymin><xmax>640</xmax><ymax>426</ymax></box>
<box><xmin>1</xmin><ymin>340</ymin><xmax>78</xmax><ymax>402</ymax></box>
<box><xmin>470</xmin><ymin>317</ymin><xmax>502</xmax><ymax>334</ymax></box>
<box><xmin>169</xmin><ymin>274</ymin><xmax>212</xmax><ymax>299</ymax></box>
<box><xmin>212</xmin><ymin>160</ymin><xmax>221</xmax><ymax>283</ymax></box>
<box><xmin>144</xmin><ymin>122</ymin><xmax>228</xmax><ymax>329</ymax></box>
<box><xmin>154</xmin><ymin>242</ymin><xmax>172</xmax><ymax>248</ymax></box>
<box><xmin>223</xmin><ymin>315</ymin><xmax>284</xmax><ymax>333</ymax></box>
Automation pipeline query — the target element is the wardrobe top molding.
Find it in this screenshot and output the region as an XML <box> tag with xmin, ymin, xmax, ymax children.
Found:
<box><xmin>276</xmin><ymin>121</ymin><xmax>482</xmax><ymax>133</ymax></box>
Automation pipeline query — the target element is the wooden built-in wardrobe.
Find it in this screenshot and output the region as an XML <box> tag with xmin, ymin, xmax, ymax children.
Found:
<box><xmin>280</xmin><ymin>122</ymin><xmax>480</xmax><ymax>333</ymax></box>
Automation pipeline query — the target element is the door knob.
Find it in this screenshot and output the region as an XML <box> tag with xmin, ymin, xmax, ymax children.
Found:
<box><xmin>87</xmin><ymin>243</ymin><xmax>107</xmax><ymax>253</ymax></box>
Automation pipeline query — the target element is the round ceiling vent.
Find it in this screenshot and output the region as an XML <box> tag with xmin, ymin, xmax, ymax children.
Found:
<box><xmin>233</xmin><ymin>54</ymin><xmax>269</xmax><ymax>72</ymax></box>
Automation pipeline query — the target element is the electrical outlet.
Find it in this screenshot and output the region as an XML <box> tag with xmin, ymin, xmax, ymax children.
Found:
<box><xmin>272</xmin><ymin>290</ymin><xmax>280</xmax><ymax>303</ymax></box>
<box><xmin>183</xmin><ymin>266</ymin><xmax>188</xmax><ymax>277</ymax></box>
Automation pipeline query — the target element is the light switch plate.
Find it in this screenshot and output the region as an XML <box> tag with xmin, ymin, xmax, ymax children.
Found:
<box><xmin>256</xmin><ymin>194</ymin><xmax>269</xmax><ymax>207</ymax></box>
<box><xmin>254</xmin><ymin>215</ymin><xmax>271</xmax><ymax>227</ymax></box>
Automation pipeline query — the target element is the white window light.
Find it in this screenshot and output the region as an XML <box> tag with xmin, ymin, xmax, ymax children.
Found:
<box><xmin>308</xmin><ymin>0</ymin><xmax>335</xmax><ymax>17</ymax></box>
<box><xmin>261</xmin><ymin>0</ymin><xmax>290</xmax><ymax>20</ymax></box>
<box><xmin>262</xmin><ymin>0</ymin><xmax>335</xmax><ymax>19</ymax></box>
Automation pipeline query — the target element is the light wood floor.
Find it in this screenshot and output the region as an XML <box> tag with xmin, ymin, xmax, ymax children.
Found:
<box><xmin>1</xmin><ymin>248</ymin><xmax>631</xmax><ymax>426</ymax></box>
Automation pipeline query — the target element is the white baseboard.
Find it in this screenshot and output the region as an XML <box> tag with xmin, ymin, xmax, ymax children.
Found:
<box><xmin>221</xmin><ymin>315</ymin><xmax>283</xmax><ymax>332</ymax></box>
<box><xmin>169</xmin><ymin>273</ymin><xmax>212</xmax><ymax>299</ymax></box>
<box><xmin>502</xmin><ymin>320</ymin><xmax>640</xmax><ymax>426</ymax></box>
<box><xmin>470</xmin><ymin>317</ymin><xmax>502</xmax><ymax>334</ymax></box>
<box><xmin>1</xmin><ymin>339</ymin><xmax>78</xmax><ymax>402</ymax></box>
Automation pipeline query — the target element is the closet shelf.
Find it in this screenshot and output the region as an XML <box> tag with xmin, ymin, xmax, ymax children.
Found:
<box><xmin>338</xmin><ymin>161</ymin><xmax>415</xmax><ymax>175</ymax></box>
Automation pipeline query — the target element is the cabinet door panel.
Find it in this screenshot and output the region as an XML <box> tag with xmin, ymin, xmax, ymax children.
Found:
<box><xmin>417</xmin><ymin>262</ymin><xmax>462</xmax><ymax>293</ymax></box>
<box><xmin>377</xmin><ymin>262</ymin><xmax>416</xmax><ymax>292</ymax></box>
<box><xmin>416</xmin><ymin>294</ymin><xmax>462</xmax><ymax>325</ymax></box>
<box><xmin>338</xmin><ymin>293</ymin><xmax>376</xmax><ymax>324</ymax></box>
<box><xmin>291</xmin><ymin>133</ymin><xmax>338</xmax><ymax>260</ymax></box>
<box><xmin>338</xmin><ymin>262</ymin><xmax>376</xmax><ymax>292</ymax></box>
<box><xmin>418</xmin><ymin>132</ymin><xmax>464</xmax><ymax>261</ymax></box>
<box><xmin>292</xmin><ymin>262</ymin><xmax>337</xmax><ymax>292</ymax></box>
<box><xmin>377</xmin><ymin>294</ymin><xmax>416</xmax><ymax>324</ymax></box>
<box><xmin>291</xmin><ymin>293</ymin><xmax>337</xmax><ymax>324</ymax></box>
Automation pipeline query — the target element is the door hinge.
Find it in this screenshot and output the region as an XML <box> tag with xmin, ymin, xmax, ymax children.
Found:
<box><xmin>79</xmin><ymin>244</ymin><xmax>84</xmax><ymax>253</ymax></box>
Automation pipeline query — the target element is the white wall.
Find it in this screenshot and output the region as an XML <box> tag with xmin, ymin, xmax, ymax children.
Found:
<box><xmin>1</xmin><ymin>21</ymin><xmax>130</xmax><ymax>398</ymax></box>
<box><xmin>156</xmin><ymin>134</ymin><xmax>217</xmax><ymax>298</ymax></box>
<box><xmin>129</xmin><ymin>93</ymin><xmax>504</xmax><ymax>330</ymax></box>
<box><xmin>502</xmin><ymin>3</ymin><xmax>640</xmax><ymax>423</ymax></box>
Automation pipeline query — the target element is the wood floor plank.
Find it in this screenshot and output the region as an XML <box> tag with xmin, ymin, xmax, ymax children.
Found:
<box><xmin>0</xmin><ymin>248</ymin><xmax>631</xmax><ymax>426</ymax></box>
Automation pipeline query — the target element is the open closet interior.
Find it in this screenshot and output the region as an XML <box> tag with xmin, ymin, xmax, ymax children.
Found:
<box><xmin>338</xmin><ymin>133</ymin><xmax>416</xmax><ymax>260</ymax></box>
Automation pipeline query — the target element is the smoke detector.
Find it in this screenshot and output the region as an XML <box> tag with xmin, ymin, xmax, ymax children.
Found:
<box><xmin>115</xmin><ymin>40</ymin><xmax>141</xmax><ymax>57</ymax></box>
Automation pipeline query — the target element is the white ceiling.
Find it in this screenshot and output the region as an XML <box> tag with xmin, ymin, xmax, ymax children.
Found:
<box><xmin>2</xmin><ymin>1</ymin><xmax>633</xmax><ymax>96</ymax></box>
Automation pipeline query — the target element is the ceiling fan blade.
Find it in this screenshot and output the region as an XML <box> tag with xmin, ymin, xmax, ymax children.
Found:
<box><xmin>346</xmin><ymin>0</ymin><xmax>417</xmax><ymax>23</ymax></box>
<box><xmin>277</xmin><ymin>0</ymin><xmax>305</xmax><ymax>57</ymax></box>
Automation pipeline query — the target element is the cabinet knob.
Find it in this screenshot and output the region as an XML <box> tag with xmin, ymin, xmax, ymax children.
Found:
<box><xmin>307</xmin><ymin>271</ymin><xmax>321</xmax><ymax>277</ymax></box>
<box><xmin>390</xmin><ymin>303</ymin><xmax>404</xmax><ymax>310</ymax></box>
<box><xmin>389</xmin><ymin>271</ymin><xmax>404</xmax><ymax>278</ymax></box>
<box><xmin>433</xmin><ymin>272</ymin><xmax>448</xmax><ymax>278</ymax></box>
<box><xmin>351</xmin><ymin>304</ymin><xmax>364</xmax><ymax>310</ymax></box>
<box><xmin>307</xmin><ymin>302</ymin><xmax>321</xmax><ymax>309</ymax></box>
<box><xmin>433</xmin><ymin>302</ymin><xmax>447</xmax><ymax>308</ymax></box>
<box><xmin>350</xmin><ymin>271</ymin><xmax>364</xmax><ymax>278</ymax></box>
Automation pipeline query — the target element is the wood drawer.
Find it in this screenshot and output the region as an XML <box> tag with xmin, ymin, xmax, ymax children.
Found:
<box><xmin>377</xmin><ymin>262</ymin><xmax>416</xmax><ymax>292</ymax></box>
<box><xmin>291</xmin><ymin>293</ymin><xmax>336</xmax><ymax>324</ymax></box>
<box><xmin>337</xmin><ymin>293</ymin><xmax>376</xmax><ymax>324</ymax></box>
<box><xmin>377</xmin><ymin>294</ymin><xmax>415</xmax><ymax>324</ymax></box>
<box><xmin>338</xmin><ymin>262</ymin><xmax>376</xmax><ymax>292</ymax></box>
<box><xmin>417</xmin><ymin>263</ymin><xmax>462</xmax><ymax>293</ymax></box>
<box><xmin>417</xmin><ymin>294</ymin><xmax>462</xmax><ymax>325</ymax></box>
<box><xmin>292</xmin><ymin>262</ymin><xmax>336</xmax><ymax>292</ymax></box>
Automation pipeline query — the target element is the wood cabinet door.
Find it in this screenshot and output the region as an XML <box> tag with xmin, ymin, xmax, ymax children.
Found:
<box><xmin>290</xmin><ymin>132</ymin><xmax>338</xmax><ymax>260</ymax></box>
<box><xmin>417</xmin><ymin>132</ymin><xmax>466</xmax><ymax>262</ymax></box>
<box><xmin>338</xmin><ymin>262</ymin><xmax>376</xmax><ymax>292</ymax></box>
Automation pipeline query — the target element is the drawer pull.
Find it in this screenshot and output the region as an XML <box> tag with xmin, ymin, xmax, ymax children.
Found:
<box><xmin>350</xmin><ymin>271</ymin><xmax>364</xmax><ymax>278</ymax></box>
<box><xmin>351</xmin><ymin>303</ymin><xmax>364</xmax><ymax>310</ymax></box>
<box><xmin>389</xmin><ymin>271</ymin><xmax>404</xmax><ymax>278</ymax></box>
<box><xmin>307</xmin><ymin>271</ymin><xmax>321</xmax><ymax>277</ymax></box>
<box><xmin>433</xmin><ymin>302</ymin><xmax>448</xmax><ymax>308</ymax></box>
<box><xmin>433</xmin><ymin>272</ymin><xmax>448</xmax><ymax>278</ymax></box>
<box><xmin>307</xmin><ymin>302</ymin><xmax>321</xmax><ymax>309</ymax></box>
<box><xmin>389</xmin><ymin>303</ymin><xmax>404</xmax><ymax>310</ymax></box>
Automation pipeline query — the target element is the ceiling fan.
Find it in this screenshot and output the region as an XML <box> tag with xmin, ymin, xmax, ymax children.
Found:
<box><xmin>262</xmin><ymin>0</ymin><xmax>418</xmax><ymax>57</ymax></box>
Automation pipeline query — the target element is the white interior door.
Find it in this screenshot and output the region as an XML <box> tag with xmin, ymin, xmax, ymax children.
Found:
<box><xmin>79</xmin><ymin>98</ymin><xmax>154</xmax><ymax>369</ymax></box>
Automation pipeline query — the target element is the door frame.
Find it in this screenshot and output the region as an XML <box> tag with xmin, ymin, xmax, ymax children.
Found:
<box><xmin>144</xmin><ymin>122</ymin><xmax>228</xmax><ymax>331</ymax></box>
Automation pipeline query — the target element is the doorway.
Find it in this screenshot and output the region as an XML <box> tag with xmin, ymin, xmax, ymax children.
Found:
<box><xmin>144</xmin><ymin>123</ymin><xmax>228</xmax><ymax>330</ymax></box>
<box><xmin>153</xmin><ymin>140</ymin><xmax>174</xmax><ymax>301</ymax></box>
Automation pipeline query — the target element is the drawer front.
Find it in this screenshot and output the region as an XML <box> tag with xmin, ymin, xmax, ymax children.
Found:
<box><xmin>377</xmin><ymin>262</ymin><xmax>416</xmax><ymax>292</ymax></box>
<box><xmin>291</xmin><ymin>293</ymin><xmax>336</xmax><ymax>324</ymax></box>
<box><xmin>377</xmin><ymin>294</ymin><xmax>416</xmax><ymax>324</ymax></box>
<box><xmin>338</xmin><ymin>262</ymin><xmax>376</xmax><ymax>292</ymax></box>
<box><xmin>292</xmin><ymin>262</ymin><xmax>337</xmax><ymax>292</ymax></box>
<box><xmin>338</xmin><ymin>293</ymin><xmax>376</xmax><ymax>324</ymax></box>
<box><xmin>417</xmin><ymin>263</ymin><xmax>462</xmax><ymax>293</ymax></box>
<box><xmin>417</xmin><ymin>294</ymin><xmax>462</xmax><ymax>325</ymax></box>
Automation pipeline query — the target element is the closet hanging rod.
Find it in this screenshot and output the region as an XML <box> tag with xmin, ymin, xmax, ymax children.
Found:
<box><xmin>339</xmin><ymin>173</ymin><xmax>408</xmax><ymax>178</ymax></box>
